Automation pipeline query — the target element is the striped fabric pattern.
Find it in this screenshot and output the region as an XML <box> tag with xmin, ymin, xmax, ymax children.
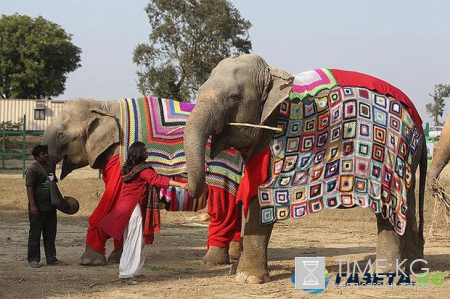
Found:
<box><xmin>118</xmin><ymin>97</ymin><xmax>243</xmax><ymax>195</ymax></box>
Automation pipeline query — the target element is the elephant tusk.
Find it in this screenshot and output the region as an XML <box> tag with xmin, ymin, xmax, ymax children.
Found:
<box><xmin>227</xmin><ymin>122</ymin><xmax>283</xmax><ymax>132</ymax></box>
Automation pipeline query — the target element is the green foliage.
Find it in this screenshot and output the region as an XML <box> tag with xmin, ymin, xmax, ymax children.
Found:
<box><xmin>425</xmin><ymin>84</ymin><xmax>450</xmax><ymax>126</ymax></box>
<box><xmin>134</xmin><ymin>0</ymin><xmax>252</xmax><ymax>102</ymax></box>
<box><xmin>0</xmin><ymin>14</ymin><xmax>82</xmax><ymax>99</ymax></box>
<box><xmin>1</xmin><ymin>118</ymin><xmax>23</xmax><ymax>130</ymax></box>
<box><xmin>0</xmin><ymin>118</ymin><xmax>23</xmax><ymax>143</ymax></box>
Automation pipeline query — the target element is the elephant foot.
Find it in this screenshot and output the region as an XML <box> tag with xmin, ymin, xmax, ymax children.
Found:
<box><xmin>79</xmin><ymin>245</ymin><xmax>106</xmax><ymax>266</ymax></box>
<box><xmin>202</xmin><ymin>246</ymin><xmax>230</xmax><ymax>265</ymax></box>
<box><xmin>402</xmin><ymin>230</ymin><xmax>425</xmax><ymax>273</ymax></box>
<box><xmin>403</xmin><ymin>258</ymin><xmax>426</xmax><ymax>274</ymax></box>
<box><xmin>375</xmin><ymin>215</ymin><xmax>402</xmax><ymax>274</ymax></box>
<box><xmin>228</xmin><ymin>260</ymin><xmax>238</xmax><ymax>275</ymax></box>
<box><xmin>107</xmin><ymin>248</ymin><xmax>123</xmax><ymax>264</ymax></box>
<box><xmin>229</xmin><ymin>241</ymin><xmax>240</xmax><ymax>261</ymax></box>
<box><xmin>235</xmin><ymin>271</ymin><xmax>270</xmax><ymax>284</ymax></box>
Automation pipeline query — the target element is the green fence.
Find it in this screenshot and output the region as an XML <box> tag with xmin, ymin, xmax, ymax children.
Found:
<box><xmin>0</xmin><ymin>115</ymin><xmax>44</xmax><ymax>177</ymax></box>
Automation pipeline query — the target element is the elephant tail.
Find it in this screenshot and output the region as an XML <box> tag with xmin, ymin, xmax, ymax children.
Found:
<box><xmin>418</xmin><ymin>136</ymin><xmax>427</xmax><ymax>244</ymax></box>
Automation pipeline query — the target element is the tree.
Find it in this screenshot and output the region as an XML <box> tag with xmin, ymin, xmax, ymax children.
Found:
<box><xmin>425</xmin><ymin>84</ymin><xmax>450</xmax><ymax>126</ymax></box>
<box><xmin>0</xmin><ymin>14</ymin><xmax>81</xmax><ymax>99</ymax></box>
<box><xmin>133</xmin><ymin>0</ymin><xmax>252</xmax><ymax>102</ymax></box>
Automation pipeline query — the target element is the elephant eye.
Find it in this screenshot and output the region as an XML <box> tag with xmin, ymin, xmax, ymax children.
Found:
<box><xmin>228</xmin><ymin>94</ymin><xmax>242</xmax><ymax>108</ymax></box>
<box><xmin>229</xmin><ymin>94</ymin><xmax>241</xmax><ymax>101</ymax></box>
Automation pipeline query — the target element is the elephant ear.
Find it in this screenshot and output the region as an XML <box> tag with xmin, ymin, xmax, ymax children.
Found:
<box><xmin>85</xmin><ymin>109</ymin><xmax>120</xmax><ymax>168</ymax></box>
<box><xmin>260</xmin><ymin>67</ymin><xmax>294</xmax><ymax>125</ymax></box>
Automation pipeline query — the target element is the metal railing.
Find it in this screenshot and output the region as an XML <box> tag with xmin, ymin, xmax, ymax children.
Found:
<box><xmin>0</xmin><ymin>115</ymin><xmax>44</xmax><ymax>177</ymax></box>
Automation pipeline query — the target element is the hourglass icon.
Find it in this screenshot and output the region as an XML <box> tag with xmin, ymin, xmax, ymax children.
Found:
<box><xmin>302</xmin><ymin>260</ymin><xmax>319</xmax><ymax>285</ymax></box>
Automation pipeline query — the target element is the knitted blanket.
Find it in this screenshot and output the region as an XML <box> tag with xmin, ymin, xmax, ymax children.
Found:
<box><xmin>118</xmin><ymin>97</ymin><xmax>243</xmax><ymax>211</ymax></box>
<box><xmin>257</xmin><ymin>69</ymin><xmax>423</xmax><ymax>235</ymax></box>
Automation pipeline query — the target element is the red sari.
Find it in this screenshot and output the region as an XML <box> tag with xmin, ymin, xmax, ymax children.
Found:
<box><xmin>99</xmin><ymin>165</ymin><xmax>170</xmax><ymax>243</ymax></box>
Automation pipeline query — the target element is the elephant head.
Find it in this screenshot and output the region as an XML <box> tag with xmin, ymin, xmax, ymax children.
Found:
<box><xmin>184</xmin><ymin>54</ymin><xmax>293</xmax><ymax>198</ymax></box>
<box><xmin>42</xmin><ymin>99</ymin><xmax>120</xmax><ymax>179</ymax></box>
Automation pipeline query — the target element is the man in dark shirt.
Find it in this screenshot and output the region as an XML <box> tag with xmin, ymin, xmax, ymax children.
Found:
<box><xmin>25</xmin><ymin>144</ymin><xmax>66</xmax><ymax>268</ymax></box>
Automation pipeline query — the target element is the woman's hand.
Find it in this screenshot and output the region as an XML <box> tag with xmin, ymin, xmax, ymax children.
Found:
<box><xmin>179</xmin><ymin>182</ymin><xmax>188</xmax><ymax>190</ymax></box>
<box><xmin>169</xmin><ymin>180</ymin><xmax>189</xmax><ymax>190</ymax></box>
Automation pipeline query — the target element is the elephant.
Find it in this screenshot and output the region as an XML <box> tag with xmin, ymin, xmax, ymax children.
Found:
<box><xmin>41</xmin><ymin>96</ymin><xmax>243</xmax><ymax>266</ymax></box>
<box><xmin>184</xmin><ymin>54</ymin><xmax>428</xmax><ymax>284</ymax></box>
<box><xmin>427</xmin><ymin>116</ymin><xmax>450</xmax><ymax>211</ymax></box>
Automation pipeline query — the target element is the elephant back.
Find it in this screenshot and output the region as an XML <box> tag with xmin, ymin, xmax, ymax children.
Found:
<box><xmin>256</xmin><ymin>69</ymin><xmax>424</xmax><ymax>235</ymax></box>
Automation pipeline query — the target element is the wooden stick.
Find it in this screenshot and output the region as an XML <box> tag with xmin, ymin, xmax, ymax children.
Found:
<box><xmin>227</xmin><ymin>122</ymin><xmax>283</xmax><ymax>132</ymax></box>
<box><xmin>165</xmin><ymin>122</ymin><xmax>283</xmax><ymax>135</ymax></box>
<box><xmin>166</xmin><ymin>126</ymin><xmax>185</xmax><ymax>135</ymax></box>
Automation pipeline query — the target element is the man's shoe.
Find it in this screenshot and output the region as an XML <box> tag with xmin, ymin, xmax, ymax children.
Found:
<box><xmin>29</xmin><ymin>261</ymin><xmax>41</xmax><ymax>268</ymax></box>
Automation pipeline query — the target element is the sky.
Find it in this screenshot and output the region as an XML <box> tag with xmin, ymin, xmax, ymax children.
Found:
<box><xmin>1</xmin><ymin>0</ymin><xmax>449</xmax><ymax>125</ymax></box>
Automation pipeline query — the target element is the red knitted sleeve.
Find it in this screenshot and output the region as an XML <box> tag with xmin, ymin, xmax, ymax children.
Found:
<box><xmin>139</xmin><ymin>168</ymin><xmax>171</xmax><ymax>189</ymax></box>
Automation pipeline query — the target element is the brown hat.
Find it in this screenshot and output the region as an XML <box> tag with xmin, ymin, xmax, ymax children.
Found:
<box><xmin>58</xmin><ymin>196</ymin><xmax>80</xmax><ymax>215</ymax></box>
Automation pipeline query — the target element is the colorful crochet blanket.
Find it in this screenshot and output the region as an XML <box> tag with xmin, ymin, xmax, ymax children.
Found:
<box><xmin>258</xmin><ymin>69</ymin><xmax>423</xmax><ymax>235</ymax></box>
<box><xmin>118</xmin><ymin>97</ymin><xmax>243</xmax><ymax>211</ymax></box>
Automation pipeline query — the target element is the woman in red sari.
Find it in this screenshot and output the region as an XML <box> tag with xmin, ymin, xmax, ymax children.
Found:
<box><xmin>100</xmin><ymin>141</ymin><xmax>188</xmax><ymax>285</ymax></box>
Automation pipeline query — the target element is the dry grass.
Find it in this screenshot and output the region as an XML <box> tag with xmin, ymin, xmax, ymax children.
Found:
<box><xmin>0</xmin><ymin>134</ymin><xmax>449</xmax><ymax>298</ymax></box>
<box><xmin>428</xmin><ymin>178</ymin><xmax>450</xmax><ymax>239</ymax></box>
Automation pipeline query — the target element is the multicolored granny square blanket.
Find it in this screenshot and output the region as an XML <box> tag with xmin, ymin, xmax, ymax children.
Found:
<box><xmin>118</xmin><ymin>97</ymin><xmax>243</xmax><ymax>211</ymax></box>
<box><xmin>258</xmin><ymin>69</ymin><xmax>423</xmax><ymax>235</ymax></box>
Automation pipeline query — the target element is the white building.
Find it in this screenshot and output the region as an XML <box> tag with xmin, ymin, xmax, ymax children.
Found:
<box><xmin>0</xmin><ymin>99</ymin><xmax>67</xmax><ymax>131</ymax></box>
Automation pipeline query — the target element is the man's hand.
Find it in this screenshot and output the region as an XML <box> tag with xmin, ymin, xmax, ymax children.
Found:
<box><xmin>29</xmin><ymin>203</ymin><xmax>39</xmax><ymax>216</ymax></box>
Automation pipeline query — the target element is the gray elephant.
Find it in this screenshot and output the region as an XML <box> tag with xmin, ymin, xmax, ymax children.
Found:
<box><xmin>428</xmin><ymin>117</ymin><xmax>450</xmax><ymax>210</ymax></box>
<box><xmin>184</xmin><ymin>54</ymin><xmax>427</xmax><ymax>283</ymax></box>
<box><xmin>41</xmin><ymin>97</ymin><xmax>243</xmax><ymax>266</ymax></box>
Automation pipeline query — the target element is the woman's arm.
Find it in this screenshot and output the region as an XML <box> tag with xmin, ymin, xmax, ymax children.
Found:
<box><xmin>140</xmin><ymin>168</ymin><xmax>188</xmax><ymax>190</ymax></box>
<box><xmin>168</xmin><ymin>180</ymin><xmax>188</xmax><ymax>190</ymax></box>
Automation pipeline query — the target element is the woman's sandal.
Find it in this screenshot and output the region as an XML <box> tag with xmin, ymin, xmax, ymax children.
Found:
<box><xmin>121</xmin><ymin>277</ymin><xmax>138</xmax><ymax>285</ymax></box>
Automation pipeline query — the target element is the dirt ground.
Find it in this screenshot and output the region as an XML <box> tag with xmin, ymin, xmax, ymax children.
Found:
<box><xmin>0</xmin><ymin>144</ymin><xmax>449</xmax><ymax>298</ymax></box>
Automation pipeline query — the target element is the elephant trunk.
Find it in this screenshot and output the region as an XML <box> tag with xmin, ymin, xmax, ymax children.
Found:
<box><xmin>184</xmin><ymin>99</ymin><xmax>223</xmax><ymax>199</ymax></box>
<box><xmin>428</xmin><ymin>120</ymin><xmax>450</xmax><ymax>189</ymax></box>
<box><xmin>428</xmin><ymin>156</ymin><xmax>449</xmax><ymax>187</ymax></box>
<box><xmin>41</xmin><ymin>125</ymin><xmax>60</xmax><ymax>173</ymax></box>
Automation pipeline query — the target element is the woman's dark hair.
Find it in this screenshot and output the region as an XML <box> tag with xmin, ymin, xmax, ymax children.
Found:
<box><xmin>122</xmin><ymin>141</ymin><xmax>147</xmax><ymax>175</ymax></box>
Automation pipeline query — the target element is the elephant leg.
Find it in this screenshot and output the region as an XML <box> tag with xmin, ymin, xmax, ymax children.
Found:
<box><xmin>375</xmin><ymin>214</ymin><xmax>401</xmax><ymax>273</ymax></box>
<box><xmin>80</xmin><ymin>226</ymin><xmax>109</xmax><ymax>266</ymax></box>
<box><xmin>402</xmin><ymin>183</ymin><xmax>425</xmax><ymax>272</ymax></box>
<box><xmin>201</xmin><ymin>241</ymin><xmax>240</xmax><ymax>265</ymax></box>
<box><xmin>229</xmin><ymin>202</ymin><xmax>242</xmax><ymax>261</ymax></box>
<box><xmin>107</xmin><ymin>243</ymin><xmax>123</xmax><ymax>264</ymax></box>
<box><xmin>202</xmin><ymin>246</ymin><xmax>230</xmax><ymax>265</ymax></box>
<box><xmin>79</xmin><ymin>244</ymin><xmax>107</xmax><ymax>266</ymax></box>
<box><xmin>236</xmin><ymin>198</ymin><xmax>273</xmax><ymax>284</ymax></box>
<box><xmin>229</xmin><ymin>241</ymin><xmax>241</xmax><ymax>261</ymax></box>
<box><xmin>202</xmin><ymin>187</ymin><xmax>238</xmax><ymax>265</ymax></box>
